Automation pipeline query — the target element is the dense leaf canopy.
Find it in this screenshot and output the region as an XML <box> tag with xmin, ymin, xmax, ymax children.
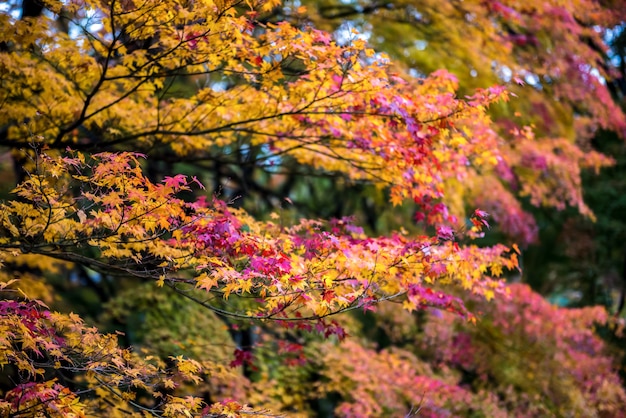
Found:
<box><xmin>0</xmin><ymin>0</ymin><xmax>625</xmax><ymax>416</ymax></box>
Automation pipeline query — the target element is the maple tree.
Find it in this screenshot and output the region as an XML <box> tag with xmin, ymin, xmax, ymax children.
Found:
<box><xmin>292</xmin><ymin>0</ymin><xmax>626</xmax><ymax>241</ymax></box>
<box><xmin>291</xmin><ymin>0</ymin><xmax>626</xmax><ymax>311</ymax></box>
<box><xmin>0</xmin><ymin>0</ymin><xmax>624</xmax><ymax>416</ymax></box>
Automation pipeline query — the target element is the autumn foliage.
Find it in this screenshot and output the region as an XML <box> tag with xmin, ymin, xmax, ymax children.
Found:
<box><xmin>0</xmin><ymin>0</ymin><xmax>625</xmax><ymax>416</ymax></box>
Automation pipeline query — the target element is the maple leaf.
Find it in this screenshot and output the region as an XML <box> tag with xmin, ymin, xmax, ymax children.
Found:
<box><xmin>436</xmin><ymin>225</ymin><xmax>455</xmax><ymax>241</ymax></box>
<box><xmin>321</xmin><ymin>290</ymin><xmax>335</xmax><ymax>303</ymax></box>
<box><xmin>229</xmin><ymin>349</ymin><xmax>254</xmax><ymax>369</ymax></box>
<box><xmin>163</xmin><ymin>174</ymin><xmax>188</xmax><ymax>189</ymax></box>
